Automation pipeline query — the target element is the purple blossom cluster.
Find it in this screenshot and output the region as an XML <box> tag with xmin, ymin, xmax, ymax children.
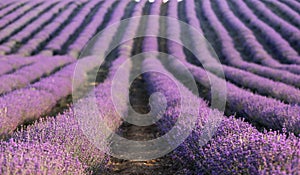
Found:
<box><xmin>0</xmin><ymin>54</ymin><xmax>133</xmax><ymax>173</ymax></box>
<box><xmin>13</xmin><ymin>110</ymin><xmax>109</xmax><ymax>172</ymax></box>
<box><xmin>0</xmin><ymin>139</ymin><xmax>86</xmax><ymax>174</ymax></box>
<box><xmin>182</xmin><ymin>117</ymin><xmax>300</xmax><ymax>175</ymax></box>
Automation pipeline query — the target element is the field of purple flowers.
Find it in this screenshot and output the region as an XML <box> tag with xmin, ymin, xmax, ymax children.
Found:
<box><xmin>0</xmin><ymin>0</ymin><xmax>299</xmax><ymax>174</ymax></box>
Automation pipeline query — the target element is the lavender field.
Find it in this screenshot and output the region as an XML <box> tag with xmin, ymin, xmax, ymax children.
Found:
<box><xmin>0</xmin><ymin>0</ymin><xmax>299</xmax><ymax>174</ymax></box>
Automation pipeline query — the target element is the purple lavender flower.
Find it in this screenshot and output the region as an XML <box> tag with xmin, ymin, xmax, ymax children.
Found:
<box><xmin>0</xmin><ymin>139</ymin><xmax>86</xmax><ymax>174</ymax></box>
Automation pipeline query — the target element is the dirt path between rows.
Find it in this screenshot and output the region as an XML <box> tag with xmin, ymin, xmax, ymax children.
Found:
<box><xmin>104</xmin><ymin>51</ymin><xmax>184</xmax><ymax>175</ymax></box>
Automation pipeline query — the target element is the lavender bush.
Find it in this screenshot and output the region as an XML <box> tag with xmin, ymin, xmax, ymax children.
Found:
<box><xmin>0</xmin><ymin>139</ymin><xmax>86</xmax><ymax>174</ymax></box>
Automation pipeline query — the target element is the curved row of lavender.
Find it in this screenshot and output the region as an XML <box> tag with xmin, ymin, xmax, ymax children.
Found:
<box><xmin>200</xmin><ymin>0</ymin><xmax>300</xmax><ymax>89</ymax></box>
<box><xmin>210</xmin><ymin>64</ymin><xmax>300</xmax><ymax>105</ymax></box>
<box><xmin>182</xmin><ymin>61</ymin><xmax>300</xmax><ymax>134</ymax></box>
